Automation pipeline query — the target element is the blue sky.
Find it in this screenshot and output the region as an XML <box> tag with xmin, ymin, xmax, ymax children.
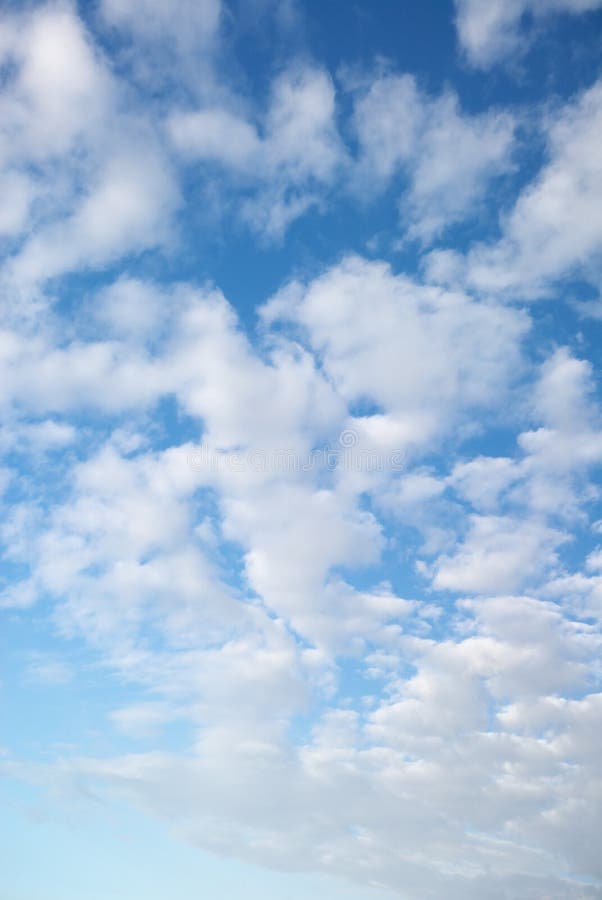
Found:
<box><xmin>2</xmin><ymin>1</ymin><xmax>602</xmax><ymax>898</ymax></box>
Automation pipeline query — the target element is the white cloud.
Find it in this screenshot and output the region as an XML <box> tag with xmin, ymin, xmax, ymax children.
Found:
<box><xmin>219</xmin><ymin>485</ymin><xmax>385</xmax><ymax>652</ymax></box>
<box><xmin>352</xmin><ymin>73</ymin><xmax>515</xmax><ymax>242</ymax></box>
<box><xmin>16</xmin><ymin>591</ymin><xmax>602</xmax><ymax>898</ymax></box>
<box><xmin>170</xmin><ymin>65</ymin><xmax>342</xmax><ymax>181</ymax></box>
<box><xmin>93</xmin><ymin>276</ymin><xmax>168</xmax><ymax>340</ymax></box>
<box><xmin>449</xmin><ymin>456</ymin><xmax>520</xmax><ymax>512</ymax></box>
<box><xmin>0</xmin><ymin>172</ymin><xmax>35</xmax><ymax>237</ymax></box>
<box><xmin>351</xmin><ymin>73</ymin><xmax>423</xmax><ymax>181</ymax></box>
<box><xmin>512</xmin><ymin>349</ymin><xmax>602</xmax><ymax>518</ymax></box>
<box><xmin>533</xmin><ymin>347</ymin><xmax>598</xmax><ymax>432</ymax></box>
<box><xmin>9</xmin><ymin>146</ymin><xmax>180</xmax><ymax>286</ymax></box>
<box><xmin>101</xmin><ymin>0</ymin><xmax>221</xmax><ymax>46</ymax></box>
<box><xmin>466</xmin><ymin>78</ymin><xmax>602</xmax><ymax>296</ymax></box>
<box><xmin>0</xmin><ymin>3</ymin><xmax>114</xmax><ymax>161</ymax></box>
<box><xmin>0</xmin><ymin>2</ymin><xmax>115</xmax><ymax>250</ymax></box>
<box><xmin>3</xmin><ymin>261</ymin><xmax>602</xmax><ymax>898</ymax></box>
<box><xmin>169</xmin><ymin>65</ymin><xmax>346</xmax><ymax>238</ymax></box>
<box><xmin>544</xmin><ymin>570</ymin><xmax>602</xmax><ymax>622</ymax></box>
<box><xmin>263</xmin><ymin>256</ymin><xmax>528</xmax><ymax>449</ymax></box>
<box><xmin>169</xmin><ymin>107</ymin><xmax>262</xmax><ymax>168</ymax></box>
<box><xmin>99</xmin><ymin>0</ymin><xmax>222</xmax><ymax>96</ymax></box>
<box><xmin>455</xmin><ymin>0</ymin><xmax>602</xmax><ymax>68</ymax></box>
<box><xmin>0</xmin><ymin>3</ymin><xmax>181</xmax><ymax>290</ymax></box>
<box><xmin>0</xmin><ymin>325</ymin><xmax>161</xmax><ymax>415</ymax></box>
<box><xmin>2</xmin><ymin>5</ymin><xmax>602</xmax><ymax>895</ymax></box>
<box><xmin>0</xmin><ymin>419</ymin><xmax>76</xmax><ymax>455</ymax></box>
<box><xmin>431</xmin><ymin>514</ymin><xmax>567</xmax><ymax>594</ymax></box>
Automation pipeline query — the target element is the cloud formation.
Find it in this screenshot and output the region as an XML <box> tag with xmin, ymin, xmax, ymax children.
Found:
<box><xmin>455</xmin><ymin>0</ymin><xmax>602</xmax><ymax>67</ymax></box>
<box><xmin>2</xmin><ymin>2</ymin><xmax>602</xmax><ymax>899</ymax></box>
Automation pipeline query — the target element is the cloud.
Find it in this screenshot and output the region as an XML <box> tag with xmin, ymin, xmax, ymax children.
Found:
<box><xmin>465</xmin><ymin>78</ymin><xmax>602</xmax><ymax>296</ymax></box>
<box><xmin>440</xmin><ymin>347</ymin><xmax>602</xmax><ymax>583</ymax></box>
<box><xmin>99</xmin><ymin>0</ymin><xmax>222</xmax><ymax>94</ymax></box>
<box><xmin>169</xmin><ymin>65</ymin><xmax>346</xmax><ymax>238</ymax></box>
<box><xmin>169</xmin><ymin>107</ymin><xmax>262</xmax><ymax>168</ymax></box>
<box><xmin>2</xmin><ymin>3</ymin><xmax>602</xmax><ymax>898</ymax></box>
<box><xmin>263</xmin><ymin>255</ymin><xmax>528</xmax><ymax>449</ymax></box>
<box><xmin>0</xmin><ymin>3</ymin><xmax>114</xmax><ymax>160</ymax></box>
<box><xmin>0</xmin><ymin>172</ymin><xmax>36</xmax><ymax>238</ymax></box>
<box><xmin>8</xmin><ymin>146</ymin><xmax>180</xmax><ymax>287</ymax></box>
<box><xmin>352</xmin><ymin>73</ymin><xmax>515</xmax><ymax>242</ymax></box>
<box><xmin>455</xmin><ymin>0</ymin><xmax>602</xmax><ymax>68</ymax></box>
<box><xmin>0</xmin><ymin>324</ymin><xmax>161</xmax><ymax>415</ymax></box>
<box><xmin>0</xmin><ymin>2</ymin><xmax>114</xmax><ymax>248</ymax></box>
<box><xmin>3</xmin><ymin>262</ymin><xmax>602</xmax><ymax>898</ymax></box>
<box><xmin>101</xmin><ymin>0</ymin><xmax>221</xmax><ymax>46</ymax></box>
<box><xmin>16</xmin><ymin>592</ymin><xmax>602</xmax><ymax>898</ymax></box>
<box><xmin>449</xmin><ymin>456</ymin><xmax>520</xmax><ymax>513</ymax></box>
<box><xmin>0</xmin><ymin>2</ymin><xmax>180</xmax><ymax>290</ymax></box>
<box><xmin>431</xmin><ymin>514</ymin><xmax>567</xmax><ymax>594</ymax></box>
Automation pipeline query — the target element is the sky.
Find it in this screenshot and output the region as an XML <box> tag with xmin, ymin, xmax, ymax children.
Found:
<box><xmin>2</xmin><ymin>0</ymin><xmax>602</xmax><ymax>898</ymax></box>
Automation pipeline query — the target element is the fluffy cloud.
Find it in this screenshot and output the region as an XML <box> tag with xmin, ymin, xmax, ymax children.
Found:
<box><xmin>3</xmin><ymin>261</ymin><xmax>602</xmax><ymax>897</ymax></box>
<box><xmin>436</xmin><ymin>347</ymin><xmax>602</xmax><ymax>592</ymax></box>
<box><xmin>169</xmin><ymin>65</ymin><xmax>345</xmax><ymax>238</ymax></box>
<box><xmin>101</xmin><ymin>0</ymin><xmax>221</xmax><ymax>47</ymax></box>
<box><xmin>431</xmin><ymin>514</ymin><xmax>567</xmax><ymax>593</ymax></box>
<box><xmin>465</xmin><ymin>79</ymin><xmax>602</xmax><ymax>296</ymax></box>
<box><xmin>455</xmin><ymin>0</ymin><xmax>602</xmax><ymax>67</ymax></box>
<box><xmin>0</xmin><ymin>3</ymin><xmax>114</xmax><ymax>245</ymax></box>
<box><xmin>0</xmin><ymin>2</ymin><xmax>180</xmax><ymax>290</ymax></box>
<box><xmin>263</xmin><ymin>255</ymin><xmax>528</xmax><ymax>449</ymax></box>
<box><xmin>2</xmin><ymin>3</ymin><xmax>602</xmax><ymax>898</ymax></box>
<box><xmin>15</xmin><ymin>593</ymin><xmax>602</xmax><ymax>898</ymax></box>
<box><xmin>99</xmin><ymin>0</ymin><xmax>223</xmax><ymax>95</ymax></box>
<box><xmin>3</xmin><ymin>259</ymin><xmax>598</xmax><ymax>899</ymax></box>
<box><xmin>8</xmin><ymin>145</ymin><xmax>180</xmax><ymax>287</ymax></box>
<box><xmin>0</xmin><ymin>4</ymin><xmax>114</xmax><ymax>161</ymax></box>
<box><xmin>352</xmin><ymin>73</ymin><xmax>515</xmax><ymax>242</ymax></box>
